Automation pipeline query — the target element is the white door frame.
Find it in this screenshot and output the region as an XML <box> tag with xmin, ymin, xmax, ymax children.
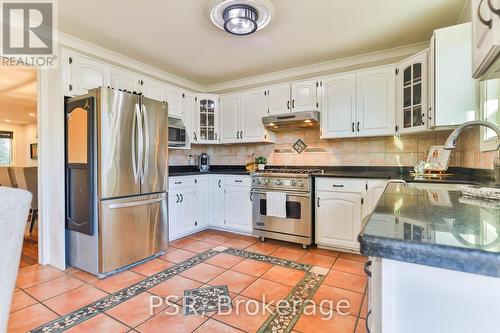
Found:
<box><xmin>37</xmin><ymin>64</ymin><xmax>66</xmax><ymax>270</ymax></box>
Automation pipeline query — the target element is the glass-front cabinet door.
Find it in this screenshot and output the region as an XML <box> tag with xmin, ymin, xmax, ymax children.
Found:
<box><xmin>396</xmin><ymin>50</ymin><xmax>428</xmax><ymax>134</ymax></box>
<box><xmin>196</xmin><ymin>94</ymin><xmax>219</xmax><ymax>143</ymax></box>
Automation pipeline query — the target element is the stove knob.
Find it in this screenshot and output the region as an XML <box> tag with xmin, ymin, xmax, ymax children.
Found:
<box><xmin>256</xmin><ymin>179</ymin><xmax>261</xmax><ymax>185</ymax></box>
<box><xmin>297</xmin><ymin>180</ymin><xmax>304</xmax><ymax>187</ymax></box>
<box><xmin>274</xmin><ymin>179</ymin><xmax>282</xmax><ymax>185</ymax></box>
<box><xmin>289</xmin><ymin>180</ymin><xmax>296</xmax><ymax>186</ymax></box>
<box><xmin>263</xmin><ymin>179</ymin><xmax>269</xmax><ymax>185</ymax></box>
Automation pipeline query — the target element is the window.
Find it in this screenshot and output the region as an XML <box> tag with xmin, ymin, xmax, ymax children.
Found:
<box><xmin>0</xmin><ymin>131</ymin><xmax>13</xmax><ymax>166</ymax></box>
<box><xmin>480</xmin><ymin>79</ymin><xmax>500</xmax><ymax>151</ymax></box>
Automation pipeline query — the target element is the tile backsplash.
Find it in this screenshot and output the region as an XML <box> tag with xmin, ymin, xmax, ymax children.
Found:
<box><xmin>169</xmin><ymin>128</ymin><xmax>497</xmax><ymax>170</ymax></box>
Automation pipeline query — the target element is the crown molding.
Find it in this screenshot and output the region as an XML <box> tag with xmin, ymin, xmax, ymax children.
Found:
<box><xmin>58</xmin><ymin>32</ymin><xmax>205</xmax><ymax>92</ymax></box>
<box><xmin>204</xmin><ymin>41</ymin><xmax>429</xmax><ymax>93</ymax></box>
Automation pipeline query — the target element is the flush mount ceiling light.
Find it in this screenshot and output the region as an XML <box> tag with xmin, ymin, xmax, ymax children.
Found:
<box><xmin>210</xmin><ymin>0</ymin><xmax>274</xmax><ymax>36</ymax></box>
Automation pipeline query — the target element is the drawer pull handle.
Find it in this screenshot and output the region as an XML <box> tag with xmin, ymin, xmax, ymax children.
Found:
<box><xmin>366</xmin><ymin>310</ymin><xmax>372</xmax><ymax>333</ymax></box>
<box><xmin>235</xmin><ymin>180</ymin><xmax>243</xmax><ymax>183</ymax></box>
<box><xmin>174</xmin><ymin>181</ymin><xmax>182</xmax><ymax>185</ymax></box>
<box><xmin>332</xmin><ymin>184</ymin><xmax>344</xmax><ymax>188</ymax></box>
<box><xmin>364</xmin><ymin>260</ymin><xmax>372</xmax><ymax>277</ymax></box>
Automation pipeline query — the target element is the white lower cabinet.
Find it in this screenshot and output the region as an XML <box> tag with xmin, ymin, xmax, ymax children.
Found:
<box><xmin>209</xmin><ymin>175</ymin><xmax>226</xmax><ymax>228</ymax></box>
<box><xmin>315</xmin><ymin>178</ymin><xmax>386</xmax><ymax>251</ymax></box>
<box><xmin>224</xmin><ymin>176</ymin><xmax>252</xmax><ymax>233</ymax></box>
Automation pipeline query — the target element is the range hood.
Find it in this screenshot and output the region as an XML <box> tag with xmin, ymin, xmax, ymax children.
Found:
<box><xmin>262</xmin><ymin>111</ymin><xmax>320</xmax><ymax>132</ymax></box>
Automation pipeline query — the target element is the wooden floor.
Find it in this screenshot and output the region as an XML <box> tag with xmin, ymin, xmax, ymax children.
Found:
<box><xmin>19</xmin><ymin>222</ymin><xmax>38</xmax><ymax>268</ymax></box>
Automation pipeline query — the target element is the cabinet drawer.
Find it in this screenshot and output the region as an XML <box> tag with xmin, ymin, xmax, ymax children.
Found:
<box><xmin>315</xmin><ymin>178</ymin><xmax>366</xmax><ymax>193</ymax></box>
<box><xmin>169</xmin><ymin>177</ymin><xmax>196</xmax><ymax>188</ymax></box>
<box><xmin>225</xmin><ymin>176</ymin><xmax>251</xmax><ymax>187</ymax></box>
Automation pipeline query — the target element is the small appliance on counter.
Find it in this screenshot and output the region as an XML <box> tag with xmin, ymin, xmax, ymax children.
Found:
<box><xmin>198</xmin><ymin>153</ymin><xmax>210</xmax><ymax>172</ymax></box>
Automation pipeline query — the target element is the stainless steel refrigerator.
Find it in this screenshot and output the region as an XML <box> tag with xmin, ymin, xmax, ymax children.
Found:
<box><xmin>65</xmin><ymin>87</ymin><xmax>168</xmax><ymax>277</ymax></box>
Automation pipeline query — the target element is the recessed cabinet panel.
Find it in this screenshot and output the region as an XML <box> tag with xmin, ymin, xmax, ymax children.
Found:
<box><xmin>71</xmin><ymin>54</ymin><xmax>110</xmax><ymax>95</ymax></box>
<box><xmin>141</xmin><ymin>78</ymin><xmax>163</xmax><ymax>101</ymax></box>
<box><xmin>320</xmin><ymin>73</ymin><xmax>356</xmax><ymax>138</ymax></box>
<box><xmin>110</xmin><ymin>67</ymin><xmax>141</xmax><ymax>93</ymax></box>
<box><xmin>165</xmin><ymin>86</ymin><xmax>184</xmax><ymax>118</ymax></box>
<box><xmin>291</xmin><ymin>80</ymin><xmax>318</xmax><ymax>112</ymax></box>
<box><xmin>241</xmin><ymin>90</ymin><xmax>265</xmax><ymax>141</ymax></box>
<box><xmin>220</xmin><ymin>93</ymin><xmax>240</xmax><ymax>143</ymax></box>
<box><xmin>268</xmin><ymin>84</ymin><xmax>291</xmax><ymax>115</ymax></box>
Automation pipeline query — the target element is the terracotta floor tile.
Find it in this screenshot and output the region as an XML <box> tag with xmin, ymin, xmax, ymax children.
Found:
<box><xmin>234</xmin><ymin>235</ymin><xmax>258</xmax><ymax>242</ymax></box>
<box><xmin>25</xmin><ymin>275</ymin><xmax>84</xmax><ymax>301</ymax></box>
<box><xmin>208</xmin><ymin>270</ymin><xmax>257</xmax><ymax>293</ymax></box>
<box><xmin>70</xmin><ymin>270</ymin><xmax>99</xmax><ymax>284</ymax></box>
<box><xmin>188</xmin><ymin>231</ymin><xmax>214</xmax><ymax>241</ymax></box>
<box><xmin>204</xmin><ymin>253</ymin><xmax>244</xmax><ymax>269</ymax></box>
<box><xmin>213</xmin><ymin>295</ymin><xmax>271</xmax><ymax>333</ymax></box>
<box><xmin>312</xmin><ymin>285</ymin><xmax>363</xmax><ymax>316</ymax></box>
<box><xmin>308</xmin><ymin>247</ymin><xmax>340</xmax><ymax>258</ymax></box>
<box><xmin>299</xmin><ymin>252</ymin><xmax>336</xmax><ymax>269</ymax></box>
<box><xmin>244</xmin><ymin>242</ymin><xmax>281</xmax><ymax>255</ymax></box>
<box><xmin>43</xmin><ymin>285</ymin><xmax>108</xmax><ymax>315</ymax></box>
<box><xmin>136</xmin><ymin>304</ymin><xmax>208</xmax><ymax>333</ymax></box>
<box><xmin>194</xmin><ymin>318</ymin><xmax>244</xmax><ymax>333</ymax></box>
<box><xmin>231</xmin><ymin>259</ymin><xmax>273</xmax><ymax>277</ymax></box>
<box><xmin>241</xmin><ymin>278</ymin><xmax>292</xmax><ymax>304</ymax></box>
<box><xmin>332</xmin><ymin>258</ymin><xmax>366</xmax><ymax>276</ymax></box>
<box><xmin>339</xmin><ymin>252</ymin><xmax>368</xmax><ymax>263</ymax></box>
<box><xmin>93</xmin><ymin>270</ymin><xmax>145</xmax><ymax>293</ymax></box>
<box><xmin>360</xmin><ymin>296</ymin><xmax>368</xmax><ymax>318</ymax></box>
<box><xmin>182</xmin><ymin>240</ymin><xmax>215</xmax><ymax>253</ymax></box>
<box><xmin>170</xmin><ymin>237</ymin><xmax>197</xmax><ymax>248</ymax></box>
<box><xmin>149</xmin><ymin>275</ymin><xmax>203</xmax><ymax>302</ymax></box>
<box><xmin>356</xmin><ymin>318</ymin><xmax>367</xmax><ymax>333</ymax></box>
<box><xmin>270</xmin><ymin>247</ymin><xmax>307</xmax><ymax>261</ymax></box>
<box><xmin>9</xmin><ymin>290</ymin><xmax>37</xmax><ymax>313</ymax></box>
<box><xmin>16</xmin><ymin>266</ymin><xmax>65</xmax><ymax>288</ymax></box>
<box><xmin>66</xmin><ymin>313</ymin><xmax>129</xmax><ymax>333</ymax></box>
<box><xmin>221</xmin><ymin>238</ymin><xmax>256</xmax><ymax>250</ymax></box>
<box><xmin>162</xmin><ymin>248</ymin><xmax>198</xmax><ymax>263</ymax></box>
<box><xmin>8</xmin><ymin>303</ymin><xmax>58</xmax><ymax>333</ymax></box>
<box><xmin>131</xmin><ymin>258</ymin><xmax>174</xmax><ymax>276</ymax></box>
<box><xmin>323</xmin><ymin>270</ymin><xmax>368</xmax><ymax>293</ymax></box>
<box><xmin>294</xmin><ymin>309</ymin><xmax>357</xmax><ymax>333</ymax></box>
<box><xmin>181</xmin><ymin>263</ymin><xmax>226</xmax><ymax>283</ymax></box>
<box><xmin>64</xmin><ymin>266</ymin><xmax>81</xmax><ymax>274</ymax></box>
<box><xmin>106</xmin><ymin>292</ymin><xmax>168</xmax><ymax>328</ymax></box>
<box><xmin>261</xmin><ymin>265</ymin><xmax>306</xmax><ymax>287</ymax></box>
<box><xmin>202</xmin><ymin>235</ymin><xmax>233</xmax><ymax>245</ymax></box>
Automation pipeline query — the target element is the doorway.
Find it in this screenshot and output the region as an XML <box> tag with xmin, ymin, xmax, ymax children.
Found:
<box><xmin>0</xmin><ymin>65</ymin><xmax>39</xmax><ymax>268</ymax></box>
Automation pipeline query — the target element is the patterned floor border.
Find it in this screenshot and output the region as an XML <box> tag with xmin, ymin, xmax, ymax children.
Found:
<box><xmin>29</xmin><ymin>247</ymin><xmax>323</xmax><ymax>333</ymax></box>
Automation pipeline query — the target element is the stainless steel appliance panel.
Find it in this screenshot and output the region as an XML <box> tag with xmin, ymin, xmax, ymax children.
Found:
<box><xmin>98</xmin><ymin>88</ymin><xmax>141</xmax><ymax>199</ymax></box>
<box><xmin>251</xmin><ymin>190</ymin><xmax>311</xmax><ymax>238</ymax></box>
<box><xmin>98</xmin><ymin>193</ymin><xmax>167</xmax><ymax>273</ymax></box>
<box><xmin>140</xmin><ymin>97</ymin><xmax>169</xmax><ymax>194</ymax></box>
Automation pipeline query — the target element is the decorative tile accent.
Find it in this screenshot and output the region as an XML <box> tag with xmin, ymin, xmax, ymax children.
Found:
<box><xmin>309</xmin><ymin>266</ymin><xmax>330</xmax><ymax>276</ymax></box>
<box><xmin>184</xmin><ymin>285</ymin><xmax>231</xmax><ymax>316</ymax></box>
<box><xmin>257</xmin><ymin>273</ymin><xmax>325</xmax><ymax>333</ymax></box>
<box><xmin>29</xmin><ymin>250</ymin><xmax>218</xmax><ymax>333</ymax></box>
<box><xmin>213</xmin><ymin>246</ymin><xmax>228</xmax><ymax>252</ymax></box>
<box><xmin>292</xmin><ymin>139</ymin><xmax>307</xmax><ymax>154</ymax></box>
<box><xmin>223</xmin><ymin>248</ymin><xmax>312</xmax><ymax>271</ymax></box>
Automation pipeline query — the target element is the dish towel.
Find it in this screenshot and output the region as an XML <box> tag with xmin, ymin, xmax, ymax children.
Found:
<box><xmin>266</xmin><ymin>192</ymin><xmax>287</xmax><ymax>218</ymax></box>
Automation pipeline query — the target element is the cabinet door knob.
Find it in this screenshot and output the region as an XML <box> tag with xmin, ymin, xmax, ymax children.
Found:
<box><xmin>317</xmin><ymin>197</ymin><xmax>320</xmax><ymax>207</ymax></box>
<box><xmin>478</xmin><ymin>0</ymin><xmax>493</xmax><ymax>28</ymax></box>
<box><xmin>176</xmin><ymin>194</ymin><xmax>180</xmax><ymax>203</ymax></box>
<box><xmin>487</xmin><ymin>0</ymin><xmax>500</xmax><ymax>15</ymax></box>
<box><xmin>240</xmin><ymin>131</ymin><xmax>243</xmax><ymax>139</ymax></box>
<box><xmin>364</xmin><ymin>260</ymin><xmax>372</xmax><ymax>277</ymax></box>
<box><xmin>366</xmin><ymin>310</ymin><xmax>372</xmax><ymax>333</ymax></box>
<box><xmin>292</xmin><ymin>100</ymin><xmax>295</xmax><ymax>109</ymax></box>
<box><xmin>237</xmin><ymin>131</ymin><xmax>240</xmax><ymax>139</ymax></box>
<box><xmin>352</xmin><ymin>122</ymin><xmax>355</xmax><ymax>132</ymax></box>
<box><xmin>357</xmin><ymin>122</ymin><xmax>360</xmax><ymax>132</ymax></box>
<box><xmin>287</xmin><ymin>100</ymin><xmax>290</xmax><ymax>109</ymax></box>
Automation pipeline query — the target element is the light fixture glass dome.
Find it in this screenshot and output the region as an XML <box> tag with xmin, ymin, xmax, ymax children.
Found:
<box><xmin>223</xmin><ymin>4</ymin><xmax>258</xmax><ymax>35</ymax></box>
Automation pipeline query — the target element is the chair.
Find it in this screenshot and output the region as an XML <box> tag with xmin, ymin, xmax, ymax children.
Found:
<box><xmin>0</xmin><ymin>167</ymin><xmax>11</xmax><ymax>187</ymax></box>
<box><xmin>0</xmin><ymin>186</ymin><xmax>32</xmax><ymax>332</ymax></box>
<box><xmin>10</xmin><ymin>167</ymin><xmax>26</xmax><ymax>190</ymax></box>
<box><xmin>23</xmin><ymin>167</ymin><xmax>38</xmax><ymax>233</ymax></box>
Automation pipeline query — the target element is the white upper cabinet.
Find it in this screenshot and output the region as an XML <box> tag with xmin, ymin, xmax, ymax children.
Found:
<box><xmin>396</xmin><ymin>50</ymin><xmax>428</xmax><ymax>134</ymax></box>
<box><xmin>165</xmin><ymin>85</ymin><xmax>185</xmax><ymax>118</ymax></box>
<box><xmin>241</xmin><ymin>89</ymin><xmax>268</xmax><ymax>142</ymax></box>
<box><xmin>267</xmin><ymin>84</ymin><xmax>291</xmax><ymax>115</ymax></box>
<box><xmin>471</xmin><ymin>0</ymin><xmax>500</xmax><ymax>79</ymax></box>
<box><xmin>430</xmin><ymin>22</ymin><xmax>477</xmax><ymax>127</ymax></box>
<box><xmin>196</xmin><ymin>94</ymin><xmax>219</xmax><ymax>143</ymax></box>
<box><xmin>356</xmin><ymin>65</ymin><xmax>396</xmax><ymax>137</ymax></box>
<box><xmin>291</xmin><ymin>80</ymin><xmax>319</xmax><ymax>112</ymax></box>
<box><xmin>320</xmin><ymin>73</ymin><xmax>357</xmax><ymax>139</ymax></box>
<box><xmin>70</xmin><ymin>53</ymin><xmax>110</xmax><ymax>96</ymax></box>
<box><xmin>220</xmin><ymin>93</ymin><xmax>240</xmax><ymax>143</ymax></box>
<box><xmin>140</xmin><ymin>78</ymin><xmax>163</xmax><ymax>101</ymax></box>
<box><xmin>184</xmin><ymin>92</ymin><xmax>198</xmax><ymax>145</ymax></box>
<box><xmin>110</xmin><ymin>66</ymin><xmax>141</xmax><ymax>93</ymax></box>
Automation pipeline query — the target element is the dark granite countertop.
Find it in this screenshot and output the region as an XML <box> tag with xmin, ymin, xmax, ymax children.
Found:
<box><xmin>169</xmin><ymin>165</ymin><xmax>251</xmax><ymax>177</ymax></box>
<box><xmin>359</xmin><ymin>182</ymin><xmax>500</xmax><ymax>277</ymax></box>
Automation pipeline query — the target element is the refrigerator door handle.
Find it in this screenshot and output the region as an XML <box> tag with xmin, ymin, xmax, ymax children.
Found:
<box><xmin>108</xmin><ymin>196</ymin><xmax>165</xmax><ymax>209</ymax></box>
<box><xmin>132</xmin><ymin>103</ymin><xmax>142</xmax><ymax>184</ymax></box>
<box><xmin>141</xmin><ymin>101</ymin><xmax>150</xmax><ymax>184</ymax></box>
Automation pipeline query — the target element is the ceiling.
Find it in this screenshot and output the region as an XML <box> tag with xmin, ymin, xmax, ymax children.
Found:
<box><xmin>0</xmin><ymin>66</ymin><xmax>37</xmax><ymax>124</ymax></box>
<box><xmin>59</xmin><ymin>0</ymin><xmax>466</xmax><ymax>86</ymax></box>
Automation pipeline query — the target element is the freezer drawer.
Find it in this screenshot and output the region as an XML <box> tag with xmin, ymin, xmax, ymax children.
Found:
<box><xmin>98</xmin><ymin>193</ymin><xmax>167</xmax><ymax>274</ymax></box>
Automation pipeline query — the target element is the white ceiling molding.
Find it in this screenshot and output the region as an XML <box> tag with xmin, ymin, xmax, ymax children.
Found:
<box><xmin>205</xmin><ymin>41</ymin><xmax>429</xmax><ymax>93</ymax></box>
<box><xmin>58</xmin><ymin>32</ymin><xmax>205</xmax><ymax>92</ymax></box>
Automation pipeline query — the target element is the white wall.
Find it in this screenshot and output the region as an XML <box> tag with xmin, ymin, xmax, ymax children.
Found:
<box><xmin>0</xmin><ymin>122</ymin><xmax>37</xmax><ymax>167</ymax></box>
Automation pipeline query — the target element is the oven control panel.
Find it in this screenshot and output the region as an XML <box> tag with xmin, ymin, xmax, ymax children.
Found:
<box><xmin>252</xmin><ymin>176</ymin><xmax>310</xmax><ymax>191</ymax></box>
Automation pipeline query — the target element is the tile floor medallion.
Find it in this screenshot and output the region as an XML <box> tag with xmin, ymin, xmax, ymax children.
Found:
<box><xmin>22</xmin><ymin>231</ymin><xmax>368</xmax><ymax>333</ymax></box>
<box><xmin>183</xmin><ymin>285</ymin><xmax>231</xmax><ymax>315</ymax></box>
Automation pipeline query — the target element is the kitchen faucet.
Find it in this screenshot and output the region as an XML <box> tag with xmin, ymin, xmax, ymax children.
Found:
<box><xmin>443</xmin><ymin>120</ymin><xmax>500</xmax><ymax>185</ymax></box>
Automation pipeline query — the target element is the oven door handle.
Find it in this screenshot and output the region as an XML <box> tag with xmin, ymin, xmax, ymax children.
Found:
<box><xmin>250</xmin><ymin>190</ymin><xmax>311</xmax><ymax>198</ymax></box>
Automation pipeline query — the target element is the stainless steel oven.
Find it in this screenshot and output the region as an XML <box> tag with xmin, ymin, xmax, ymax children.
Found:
<box><xmin>251</xmin><ymin>169</ymin><xmax>320</xmax><ymax>248</ymax></box>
